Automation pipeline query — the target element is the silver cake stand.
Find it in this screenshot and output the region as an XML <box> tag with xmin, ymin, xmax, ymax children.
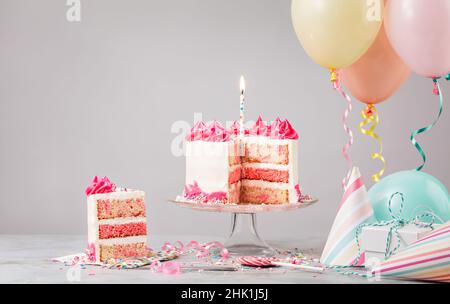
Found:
<box><xmin>169</xmin><ymin>197</ymin><xmax>318</xmax><ymax>257</ymax></box>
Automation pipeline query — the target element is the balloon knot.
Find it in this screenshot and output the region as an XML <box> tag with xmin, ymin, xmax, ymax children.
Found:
<box><xmin>330</xmin><ymin>69</ymin><xmax>337</xmax><ymax>83</ymax></box>
<box><xmin>432</xmin><ymin>82</ymin><xmax>439</xmax><ymax>95</ymax></box>
<box><xmin>364</xmin><ymin>104</ymin><xmax>375</xmax><ymax>117</ymax></box>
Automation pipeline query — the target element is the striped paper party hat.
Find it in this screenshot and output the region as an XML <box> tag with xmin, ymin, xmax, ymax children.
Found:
<box><xmin>373</xmin><ymin>221</ymin><xmax>450</xmax><ymax>282</ymax></box>
<box><xmin>321</xmin><ymin>167</ymin><xmax>375</xmax><ymax>266</ymax></box>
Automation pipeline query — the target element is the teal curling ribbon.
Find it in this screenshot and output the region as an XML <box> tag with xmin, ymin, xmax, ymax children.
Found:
<box><xmin>330</xmin><ymin>192</ymin><xmax>437</xmax><ymax>278</ymax></box>
<box><xmin>354</xmin><ymin>192</ymin><xmax>436</xmax><ymax>261</ymax></box>
<box><xmin>410</xmin><ymin>78</ymin><xmax>443</xmax><ymax>171</ymax></box>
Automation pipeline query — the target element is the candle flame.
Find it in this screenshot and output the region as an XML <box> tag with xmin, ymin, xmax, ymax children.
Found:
<box><xmin>240</xmin><ymin>75</ymin><xmax>246</xmax><ymax>94</ymax></box>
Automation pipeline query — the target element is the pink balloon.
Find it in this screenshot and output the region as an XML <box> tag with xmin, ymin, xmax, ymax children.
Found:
<box><xmin>385</xmin><ymin>0</ymin><xmax>450</xmax><ymax>78</ymax></box>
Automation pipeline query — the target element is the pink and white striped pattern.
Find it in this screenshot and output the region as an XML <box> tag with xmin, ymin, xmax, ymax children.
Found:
<box><xmin>373</xmin><ymin>221</ymin><xmax>450</xmax><ymax>282</ymax></box>
<box><xmin>235</xmin><ymin>256</ymin><xmax>277</xmax><ymax>267</ymax></box>
<box><xmin>320</xmin><ymin>167</ymin><xmax>375</xmax><ymax>267</ymax></box>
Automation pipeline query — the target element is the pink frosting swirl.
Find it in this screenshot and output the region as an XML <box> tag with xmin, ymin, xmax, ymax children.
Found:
<box><xmin>228</xmin><ymin>121</ymin><xmax>240</xmax><ymax>136</ymax></box>
<box><xmin>186</xmin><ymin>118</ymin><xmax>298</xmax><ymax>141</ymax></box>
<box><xmin>270</xmin><ymin>118</ymin><xmax>299</xmax><ymax>140</ymax></box>
<box><xmin>85</xmin><ymin>176</ymin><xmax>116</xmax><ymax>196</ymax></box>
<box><xmin>269</xmin><ymin>117</ymin><xmax>282</xmax><ymax>137</ymax></box>
<box><xmin>227</xmin><ymin>121</ymin><xmax>249</xmax><ymax>136</ymax></box>
<box><xmin>186</xmin><ymin>121</ymin><xmax>207</xmax><ymax>141</ymax></box>
<box><xmin>186</xmin><ymin>121</ymin><xmax>231</xmax><ymax>142</ymax></box>
<box><xmin>248</xmin><ymin>117</ymin><xmax>299</xmax><ymax>140</ymax></box>
<box><xmin>184</xmin><ymin>181</ymin><xmax>228</xmax><ymax>203</ymax></box>
<box><xmin>86</xmin><ymin>243</ymin><xmax>96</xmax><ymax>262</ymax></box>
<box><xmin>203</xmin><ymin>121</ymin><xmax>230</xmax><ymax>142</ymax></box>
<box><xmin>249</xmin><ymin>116</ymin><xmax>269</xmax><ymax>136</ymax></box>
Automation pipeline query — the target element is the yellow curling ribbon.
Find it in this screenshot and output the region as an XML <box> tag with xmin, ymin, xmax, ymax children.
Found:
<box><xmin>359</xmin><ymin>104</ymin><xmax>386</xmax><ymax>183</ymax></box>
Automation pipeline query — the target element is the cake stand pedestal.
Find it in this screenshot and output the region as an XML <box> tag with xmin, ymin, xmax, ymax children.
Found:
<box><xmin>170</xmin><ymin>199</ymin><xmax>318</xmax><ymax>257</ymax></box>
<box><xmin>225</xmin><ymin>213</ymin><xmax>276</xmax><ymax>256</ymax></box>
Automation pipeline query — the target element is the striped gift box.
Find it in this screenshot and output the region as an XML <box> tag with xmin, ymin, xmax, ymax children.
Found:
<box><xmin>373</xmin><ymin>221</ymin><xmax>450</xmax><ymax>282</ymax></box>
<box><xmin>321</xmin><ymin>167</ymin><xmax>376</xmax><ymax>266</ymax></box>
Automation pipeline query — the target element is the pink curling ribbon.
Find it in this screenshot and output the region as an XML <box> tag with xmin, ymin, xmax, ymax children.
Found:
<box><xmin>161</xmin><ymin>240</ymin><xmax>184</xmax><ymax>253</ymax></box>
<box><xmin>331</xmin><ymin>69</ymin><xmax>354</xmax><ymax>188</ymax></box>
<box><xmin>150</xmin><ymin>260</ymin><xmax>182</xmax><ymax>275</ymax></box>
<box><xmin>162</xmin><ymin>240</ymin><xmax>230</xmax><ymax>261</ymax></box>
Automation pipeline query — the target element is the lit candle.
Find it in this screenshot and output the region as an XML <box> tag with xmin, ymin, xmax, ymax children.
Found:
<box><xmin>239</xmin><ymin>75</ymin><xmax>246</xmax><ymax>136</ymax></box>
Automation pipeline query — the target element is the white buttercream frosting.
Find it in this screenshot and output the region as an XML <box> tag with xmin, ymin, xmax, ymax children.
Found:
<box><xmin>185</xmin><ymin>136</ymin><xmax>300</xmax><ymax>203</ymax></box>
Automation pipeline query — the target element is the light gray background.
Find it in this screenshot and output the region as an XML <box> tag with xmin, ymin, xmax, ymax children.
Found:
<box><xmin>1</xmin><ymin>0</ymin><xmax>449</xmax><ymax>243</ymax></box>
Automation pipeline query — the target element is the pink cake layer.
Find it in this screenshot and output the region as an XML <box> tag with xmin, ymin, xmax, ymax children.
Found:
<box><xmin>96</xmin><ymin>198</ymin><xmax>146</xmax><ymax>220</ymax></box>
<box><xmin>242</xmin><ymin>167</ymin><xmax>289</xmax><ymax>183</ymax></box>
<box><xmin>99</xmin><ymin>222</ymin><xmax>147</xmax><ymax>239</ymax></box>
<box><xmin>240</xmin><ymin>186</ymin><xmax>289</xmax><ymax>204</ymax></box>
<box><xmin>228</xmin><ymin>181</ymin><xmax>241</xmax><ymax>204</ymax></box>
<box><xmin>228</xmin><ymin>167</ymin><xmax>242</xmax><ymax>184</ymax></box>
<box><xmin>244</xmin><ymin>143</ymin><xmax>289</xmax><ymax>165</ymax></box>
<box><xmin>99</xmin><ymin>242</ymin><xmax>148</xmax><ymax>262</ymax></box>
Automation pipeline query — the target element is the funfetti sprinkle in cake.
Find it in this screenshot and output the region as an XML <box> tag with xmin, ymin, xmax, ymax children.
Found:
<box><xmin>86</xmin><ymin>176</ymin><xmax>149</xmax><ymax>263</ymax></box>
<box><xmin>183</xmin><ymin>116</ymin><xmax>302</xmax><ymax>205</ymax></box>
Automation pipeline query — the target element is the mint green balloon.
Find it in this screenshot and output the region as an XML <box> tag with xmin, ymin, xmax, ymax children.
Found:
<box><xmin>368</xmin><ymin>170</ymin><xmax>450</xmax><ymax>223</ymax></box>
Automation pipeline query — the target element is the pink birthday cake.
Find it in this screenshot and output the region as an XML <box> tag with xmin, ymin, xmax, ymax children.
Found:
<box><xmin>86</xmin><ymin>176</ymin><xmax>148</xmax><ymax>263</ymax></box>
<box><xmin>183</xmin><ymin>116</ymin><xmax>302</xmax><ymax>205</ymax></box>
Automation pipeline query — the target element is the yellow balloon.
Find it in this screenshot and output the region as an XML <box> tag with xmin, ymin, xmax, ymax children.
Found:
<box><xmin>291</xmin><ymin>0</ymin><xmax>383</xmax><ymax>70</ymax></box>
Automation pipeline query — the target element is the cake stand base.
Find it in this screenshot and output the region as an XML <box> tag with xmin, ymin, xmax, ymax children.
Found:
<box><xmin>224</xmin><ymin>213</ymin><xmax>277</xmax><ymax>257</ymax></box>
<box><xmin>170</xmin><ymin>197</ymin><xmax>318</xmax><ymax>257</ymax></box>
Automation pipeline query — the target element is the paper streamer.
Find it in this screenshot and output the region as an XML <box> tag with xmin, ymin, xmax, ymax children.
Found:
<box><xmin>410</xmin><ymin>78</ymin><xmax>443</xmax><ymax>171</ymax></box>
<box><xmin>359</xmin><ymin>105</ymin><xmax>386</xmax><ymax>183</ymax></box>
<box><xmin>372</xmin><ymin>221</ymin><xmax>450</xmax><ymax>282</ymax></box>
<box><xmin>331</xmin><ymin>69</ymin><xmax>354</xmax><ymax>188</ymax></box>
<box><xmin>320</xmin><ymin>166</ymin><xmax>375</xmax><ymax>267</ymax></box>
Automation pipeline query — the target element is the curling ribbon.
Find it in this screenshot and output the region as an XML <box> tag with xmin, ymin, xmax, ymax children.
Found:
<box><xmin>359</xmin><ymin>105</ymin><xmax>386</xmax><ymax>183</ymax></box>
<box><xmin>410</xmin><ymin>78</ymin><xmax>443</xmax><ymax>171</ymax></box>
<box><xmin>150</xmin><ymin>260</ymin><xmax>182</xmax><ymax>275</ymax></box>
<box><xmin>330</xmin><ymin>192</ymin><xmax>437</xmax><ymax>278</ymax></box>
<box><xmin>331</xmin><ymin>69</ymin><xmax>354</xmax><ymax>188</ymax></box>
<box><xmin>330</xmin><ymin>68</ymin><xmax>338</xmax><ymax>82</ymax></box>
<box><xmin>161</xmin><ymin>240</ymin><xmax>230</xmax><ymax>261</ymax></box>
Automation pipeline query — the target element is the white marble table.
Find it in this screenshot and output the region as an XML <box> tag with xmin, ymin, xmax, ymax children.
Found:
<box><xmin>0</xmin><ymin>235</ymin><xmax>415</xmax><ymax>284</ymax></box>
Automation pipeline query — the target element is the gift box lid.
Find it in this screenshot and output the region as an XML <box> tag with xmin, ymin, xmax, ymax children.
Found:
<box><xmin>361</xmin><ymin>224</ymin><xmax>437</xmax><ymax>253</ymax></box>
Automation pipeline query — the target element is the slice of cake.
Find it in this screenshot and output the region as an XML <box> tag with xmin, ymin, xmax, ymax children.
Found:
<box><xmin>241</xmin><ymin>117</ymin><xmax>300</xmax><ymax>204</ymax></box>
<box><xmin>86</xmin><ymin>176</ymin><xmax>148</xmax><ymax>263</ymax></box>
<box><xmin>183</xmin><ymin>117</ymin><xmax>301</xmax><ymax>205</ymax></box>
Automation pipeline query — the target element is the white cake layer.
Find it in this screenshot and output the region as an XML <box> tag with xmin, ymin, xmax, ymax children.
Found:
<box><xmin>98</xmin><ymin>216</ymin><xmax>147</xmax><ymax>225</ymax></box>
<box><xmin>87</xmin><ymin>190</ymin><xmax>145</xmax><ymax>201</ymax></box>
<box><xmin>242</xmin><ymin>162</ymin><xmax>289</xmax><ymax>171</ymax></box>
<box><xmin>241</xmin><ymin>179</ymin><xmax>291</xmax><ymax>189</ymax></box>
<box><xmin>87</xmin><ymin>190</ymin><xmax>146</xmax><ymax>262</ymax></box>
<box><xmin>98</xmin><ymin>235</ymin><xmax>147</xmax><ymax>246</ymax></box>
